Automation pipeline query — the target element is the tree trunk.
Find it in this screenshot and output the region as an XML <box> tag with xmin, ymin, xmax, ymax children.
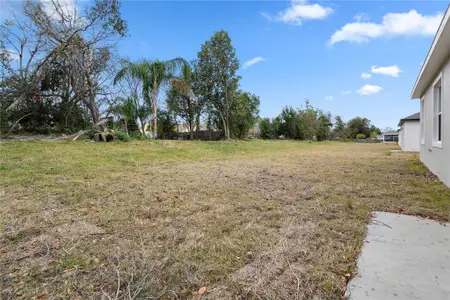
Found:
<box><xmin>221</xmin><ymin>116</ymin><xmax>229</xmax><ymax>140</ymax></box>
<box><xmin>138</xmin><ymin>117</ymin><xmax>145</xmax><ymax>135</ymax></box>
<box><xmin>152</xmin><ymin>82</ymin><xmax>158</xmax><ymax>139</ymax></box>
<box><xmin>85</xmin><ymin>72</ymin><xmax>101</xmax><ymax>126</ymax></box>
<box><xmin>92</xmin><ymin>106</ymin><xmax>100</xmax><ymax>124</ymax></box>
<box><xmin>225</xmin><ymin>111</ymin><xmax>231</xmax><ymax>139</ymax></box>
<box><xmin>195</xmin><ymin>114</ymin><xmax>200</xmax><ymax>140</ymax></box>
<box><xmin>189</xmin><ymin>122</ymin><xmax>194</xmax><ymax>140</ymax></box>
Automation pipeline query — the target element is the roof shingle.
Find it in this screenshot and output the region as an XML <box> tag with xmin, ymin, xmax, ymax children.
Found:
<box><xmin>398</xmin><ymin>112</ymin><xmax>420</xmax><ymax>127</ymax></box>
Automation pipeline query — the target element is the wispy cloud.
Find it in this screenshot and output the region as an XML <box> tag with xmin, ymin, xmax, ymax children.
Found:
<box><xmin>242</xmin><ymin>57</ymin><xmax>265</xmax><ymax>70</ymax></box>
<box><xmin>371</xmin><ymin>65</ymin><xmax>402</xmax><ymax>77</ymax></box>
<box><xmin>324</xmin><ymin>95</ymin><xmax>333</xmax><ymax>101</ymax></box>
<box><xmin>353</xmin><ymin>13</ymin><xmax>370</xmax><ymax>22</ymax></box>
<box><xmin>329</xmin><ymin>10</ymin><xmax>443</xmax><ymax>45</ymax></box>
<box><xmin>260</xmin><ymin>12</ymin><xmax>273</xmax><ymax>21</ymax></box>
<box><xmin>357</xmin><ymin>84</ymin><xmax>383</xmax><ymax>95</ymax></box>
<box><xmin>361</xmin><ymin>72</ymin><xmax>372</xmax><ymax>79</ymax></box>
<box><xmin>341</xmin><ymin>90</ymin><xmax>352</xmax><ymax>95</ymax></box>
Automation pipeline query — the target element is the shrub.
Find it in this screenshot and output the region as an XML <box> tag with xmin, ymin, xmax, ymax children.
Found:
<box><xmin>129</xmin><ymin>132</ymin><xmax>148</xmax><ymax>140</ymax></box>
<box><xmin>259</xmin><ymin>118</ymin><xmax>275</xmax><ymax>139</ymax></box>
<box><xmin>115</xmin><ymin>131</ymin><xmax>130</xmax><ymax>142</ymax></box>
<box><xmin>355</xmin><ymin>133</ymin><xmax>366</xmax><ymax>139</ymax></box>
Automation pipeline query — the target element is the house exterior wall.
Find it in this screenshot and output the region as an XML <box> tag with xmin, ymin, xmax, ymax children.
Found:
<box><xmin>399</xmin><ymin>121</ymin><xmax>420</xmax><ymax>152</ymax></box>
<box><xmin>420</xmin><ymin>57</ymin><xmax>450</xmax><ymax>186</ymax></box>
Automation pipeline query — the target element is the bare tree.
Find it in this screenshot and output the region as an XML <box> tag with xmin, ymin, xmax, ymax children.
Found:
<box><xmin>0</xmin><ymin>10</ymin><xmax>45</xmax><ymax>131</ymax></box>
<box><xmin>0</xmin><ymin>0</ymin><xmax>127</xmax><ymax>126</ymax></box>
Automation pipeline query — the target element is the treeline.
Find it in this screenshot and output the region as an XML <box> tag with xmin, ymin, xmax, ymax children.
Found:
<box><xmin>0</xmin><ymin>1</ymin><xmax>259</xmax><ymax>140</ymax></box>
<box><xmin>0</xmin><ymin>0</ymin><xmax>380</xmax><ymax>141</ymax></box>
<box><xmin>111</xmin><ymin>31</ymin><xmax>259</xmax><ymax>140</ymax></box>
<box><xmin>259</xmin><ymin>102</ymin><xmax>381</xmax><ymax>140</ymax></box>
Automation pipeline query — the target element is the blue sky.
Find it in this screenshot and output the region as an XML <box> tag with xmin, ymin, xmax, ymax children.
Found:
<box><xmin>2</xmin><ymin>0</ymin><xmax>448</xmax><ymax>129</ymax></box>
<box><xmin>116</xmin><ymin>0</ymin><xmax>448</xmax><ymax>129</ymax></box>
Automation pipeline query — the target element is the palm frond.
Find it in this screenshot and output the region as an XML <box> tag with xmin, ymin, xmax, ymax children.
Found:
<box><xmin>142</xmin><ymin>80</ymin><xmax>151</xmax><ymax>107</ymax></box>
<box><xmin>164</xmin><ymin>57</ymin><xmax>188</xmax><ymax>77</ymax></box>
<box><xmin>113</xmin><ymin>67</ymin><xmax>128</xmax><ymax>85</ymax></box>
<box><xmin>171</xmin><ymin>78</ymin><xmax>193</xmax><ymax>95</ymax></box>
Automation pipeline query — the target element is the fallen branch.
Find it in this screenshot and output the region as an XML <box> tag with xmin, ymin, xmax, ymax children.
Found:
<box><xmin>72</xmin><ymin>130</ymin><xmax>88</xmax><ymax>141</ymax></box>
<box><xmin>5</xmin><ymin>113</ymin><xmax>33</xmax><ymax>136</ymax></box>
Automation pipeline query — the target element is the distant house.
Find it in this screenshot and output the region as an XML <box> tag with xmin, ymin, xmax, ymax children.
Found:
<box><xmin>398</xmin><ymin>112</ymin><xmax>420</xmax><ymax>152</ymax></box>
<box><xmin>411</xmin><ymin>5</ymin><xmax>449</xmax><ymax>186</ymax></box>
<box><xmin>382</xmin><ymin>131</ymin><xmax>399</xmax><ymax>143</ymax></box>
<box><xmin>175</xmin><ymin>123</ymin><xmax>205</xmax><ymax>133</ymax></box>
<box><xmin>247</xmin><ymin>123</ymin><xmax>260</xmax><ymax>138</ymax></box>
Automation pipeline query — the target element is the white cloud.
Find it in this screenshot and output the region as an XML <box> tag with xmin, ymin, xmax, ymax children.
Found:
<box><xmin>260</xmin><ymin>12</ymin><xmax>273</xmax><ymax>21</ymax></box>
<box><xmin>341</xmin><ymin>90</ymin><xmax>352</xmax><ymax>95</ymax></box>
<box><xmin>329</xmin><ymin>10</ymin><xmax>443</xmax><ymax>44</ymax></box>
<box><xmin>242</xmin><ymin>57</ymin><xmax>265</xmax><ymax>70</ymax></box>
<box><xmin>357</xmin><ymin>84</ymin><xmax>383</xmax><ymax>95</ymax></box>
<box><xmin>278</xmin><ymin>0</ymin><xmax>333</xmax><ymax>25</ymax></box>
<box><xmin>324</xmin><ymin>95</ymin><xmax>333</xmax><ymax>101</ymax></box>
<box><xmin>361</xmin><ymin>72</ymin><xmax>372</xmax><ymax>79</ymax></box>
<box><xmin>371</xmin><ymin>65</ymin><xmax>402</xmax><ymax>77</ymax></box>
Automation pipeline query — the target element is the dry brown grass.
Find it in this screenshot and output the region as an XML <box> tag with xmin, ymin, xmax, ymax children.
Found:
<box><xmin>1</xmin><ymin>140</ymin><xmax>449</xmax><ymax>299</ymax></box>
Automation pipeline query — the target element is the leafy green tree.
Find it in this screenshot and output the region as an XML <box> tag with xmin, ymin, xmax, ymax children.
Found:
<box><xmin>259</xmin><ymin>118</ymin><xmax>275</xmax><ymax>139</ymax></box>
<box><xmin>157</xmin><ymin>109</ymin><xmax>177</xmax><ymax>139</ymax></box>
<box><xmin>370</xmin><ymin>125</ymin><xmax>381</xmax><ymax>135</ymax></box>
<box><xmin>115</xmin><ymin>58</ymin><xmax>188</xmax><ymax>138</ymax></box>
<box><xmin>107</xmin><ymin>96</ymin><xmax>148</xmax><ymax>134</ymax></box>
<box><xmin>297</xmin><ymin>101</ymin><xmax>319</xmax><ymax>140</ymax></box>
<box><xmin>346</xmin><ymin>117</ymin><xmax>372</xmax><ymax>139</ymax></box>
<box><xmin>267</xmin><ymin>100</ymin><xmax>332</xmax><ymax>141</ymax></box>
<box><xmin>167</xmin><ymin>63</ymin><xmax>200</xmax><ymax>139</ymax></box>
<box><xmin>166</xmin><ymin>86</ymin><xmax>195</xmax><ymax>138</ymax></box>
<box><xmin>189</xmin><ymin>60</ymin><xmax>211</xmax><ymax>138</ymax></box>
<box><xmin>277</xmin><ymin>106</ymin><xmax>298</xmax><ymax>138</ymax></box>
<box><xmin>332</xmin><ymin>116</ymin><xmax>347</xmax><ymax>139</ymax></box>
<box><xmin>193</xmin><ymin>30</ymin><xmax>240</xmax><ymax>139</ymax></box>
<box><xmin>316</xmin><ymin>113</ymin><xmax>333</xmax><ymax>141</ymax></box>
<box><xmin>230</xmin><ymin>91</ymin><xmax>260</xmax><ymax>139</ymax></box>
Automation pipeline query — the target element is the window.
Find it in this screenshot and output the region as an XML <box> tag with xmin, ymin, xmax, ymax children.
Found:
<box><xmin>433</xmin><ymin>77</ymin><xmax>442</xmax><ymax>148</ymax></box>
<box><xmin>420</xmin><ymin>97</ymin><xmax>425</xmax><ymax>144</ymax></box>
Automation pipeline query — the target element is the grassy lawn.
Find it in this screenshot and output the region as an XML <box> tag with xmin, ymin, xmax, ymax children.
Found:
<box><xmin>1</xmin><ymin>140</ymin><xmax>449</xmax><ymax>299</ymax></box>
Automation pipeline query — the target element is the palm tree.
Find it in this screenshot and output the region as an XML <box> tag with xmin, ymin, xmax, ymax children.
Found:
<box><xmin>171</xmin><ymin>63</ymin><xmax>194</xmax><ymax>95</ymax></box>
<box><xmin>114</xmin><ymin>58</ymin><xmax>187</xmax><ymax>139</ymax></box>
<box><xmin>169</xmin><ymin>63</ymin><xmax>200</xmax><ymax>138</ymax></box>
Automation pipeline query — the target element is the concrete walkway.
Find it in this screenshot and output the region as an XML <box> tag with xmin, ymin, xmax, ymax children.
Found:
<box><xmin>346</xmin><ymin>212</ymin><xmax>450</xmax><ymax>300</ymax></box>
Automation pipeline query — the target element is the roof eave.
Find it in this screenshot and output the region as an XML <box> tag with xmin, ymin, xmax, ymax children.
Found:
<box><xmin>411</xmin><ymin>5</ymin><xmax>450</xmax><ymax>99</ymax></box>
